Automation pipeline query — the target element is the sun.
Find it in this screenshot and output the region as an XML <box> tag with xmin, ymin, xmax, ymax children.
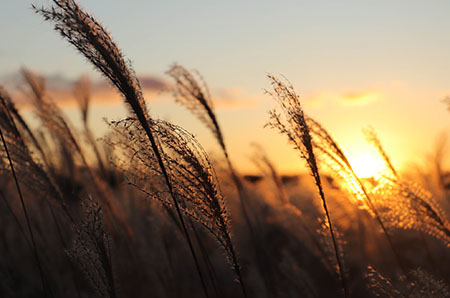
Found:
<box><xmin>348</xmin><ymin>153</ymin><xmax>385</xmax><ymax>178</ymax></box>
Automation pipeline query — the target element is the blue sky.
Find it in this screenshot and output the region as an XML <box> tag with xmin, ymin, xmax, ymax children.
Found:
<box><xmin>4</xmin><ymin>1</ymin><xmax>450</xmax><ymax>86</ymax></box>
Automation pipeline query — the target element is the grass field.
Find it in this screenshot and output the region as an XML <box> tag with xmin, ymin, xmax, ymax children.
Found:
<box><xmin>1</xmin><ymin>1</ymin><xmax>450</xmax><ymax>297</ymax></box>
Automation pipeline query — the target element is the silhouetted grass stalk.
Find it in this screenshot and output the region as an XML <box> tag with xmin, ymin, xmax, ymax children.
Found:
<box><xmin>22</xmin><ymin>69</ymin><xmax>130</xmax><ymax>239</ymax></box>
<box><xmin>166</xmin><ymin>65</ymin><xmax>252</xmax><ymax>233</ymax></box>
<box><xmin>364</xmin><ymin>128</ymin><xmax>438</xmax><ymax>269</ymax></box>
<box><xmin>74</xmin><ymin>76</ymin><xmax>108</xmax><ymax>179</ymax></box>
<box><xmin>251</xmin><ymin>144</ymin><xmax>336</xmax><ymax>272</ymax></box>
<box><xmin>266</xmin><ymin>75</ymin><xmax>349</xmax><ymax>298</ymax></box>
<box><xmin>0</xmin><ymin>189</ymin><xmax>32</xmax><ymax>250</ymax></box>
<box><xmin>109</xmin><ymin>118</ymin><xmax>248</xmax><ymax>297</ymax></box>
<box><xmin>167</xmin><ymin>65</ymin><xmax>261</xmax><ymax>296</ymax></box>
<box><xmin>0</xmin><ymin>87</ymin><xmax>51</xmax><ymax>169</ymax></box>
<box><xmin>0</xmin><ymin>127</ymin><xmax>50</xmax><ymax>297</ymax></box>
<box><xmin>34</xmin><ymin>2</ymin><xmax>210</xmax><ymax>297</ymax></box>
<box><xmin>307</xmin><ymin>118</ymin><xmax>408</xmax><ymax>274</ymax></box>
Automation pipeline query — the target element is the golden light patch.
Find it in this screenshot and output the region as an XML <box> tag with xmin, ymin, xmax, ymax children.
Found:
<box><xmin>340</xmin><ymin>91</ymin><xmax>379</xmax><ymax>106</ymax></box>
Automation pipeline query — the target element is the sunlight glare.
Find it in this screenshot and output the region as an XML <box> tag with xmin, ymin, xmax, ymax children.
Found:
<box><xmin>348</xmin><ymin>153</ymin><xmax>384</xmax><ymax>178</ymax></box>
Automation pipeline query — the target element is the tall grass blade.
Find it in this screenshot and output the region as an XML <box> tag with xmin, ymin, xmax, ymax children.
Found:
<box><xmin>107</xmin><ymin>118</ymin><xmax>248</xmax><ymax>296</ymax></box>
<box><xmin>34</xmin><ymin>2</ymin><xmax>211</xmax><ymax>296</ymax></box>
<box><xmin>266</xmin><ymin>75</ymin><xmax>349</xmax><ymax>298</ymax></box>
<box><xmin>0</xmin><ymin>127</ymin><xmax>50</xmax><ymax>297</ymax></box>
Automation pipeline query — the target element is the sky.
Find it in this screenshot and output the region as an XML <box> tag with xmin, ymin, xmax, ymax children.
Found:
<box><xmin>1</xmin><ymin>0</ymin><xmax>450</xmax><ymax>174</ymax></box>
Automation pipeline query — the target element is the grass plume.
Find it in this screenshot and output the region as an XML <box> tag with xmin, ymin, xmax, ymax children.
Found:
<box><xmin>34</xmin><ymin>2</ymin><xmax>217</xmax><ymax>296</ymax></box>
<box><xmin>266</xmin><ymin>75</ymin><xmax>349</xmax><ymax>298</ymax></box>
<box><xmin>107</xmin><ymin>118</ymin><xmax>247</xmax><ymax>296</ymax></box>
<box><xmin>167</xmin><ymin>64</ymin><xmax>251</xmax><ymax>226</ymax></box>
<box><xmin>68</xmin><ymin>197</ymin><xmax>116</xmax><ymax>298</ymax></box>
<box><xmin>0</xmin><ymin>108</ymin><xmax>49</xmax><ymax>296</ymax></box>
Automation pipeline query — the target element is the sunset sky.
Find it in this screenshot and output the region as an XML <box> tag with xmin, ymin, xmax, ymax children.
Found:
<box><xmin>2</xmin><ymin>1</ymin><xmax>450</xmax><ymax>174</ymax></box>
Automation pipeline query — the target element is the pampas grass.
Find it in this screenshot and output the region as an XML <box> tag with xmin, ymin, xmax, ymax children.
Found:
<box><xmin>34</xmin><ymin>1</ymin><xmax>223</xmax><ymax>297</ymax></box>
<box><xmin>266</xmin><ymin>75</ymin><xmax>349</xmax><ymax>298</ymax></box>
<box><xmin>107</xmin><ymin>117</ymin><xmax>247</xmax><ymax>295</ymax></box>
<box><xmin>0</xmin><ymin>1</ymin><xmax>448</xmax><ymax>297</ymax></box>
<box><xmin>74</xmin><ymin>75</ymin><xmax>108</xmax><ymax>180</ymax></box>
<box><xmin>167</xmin><ymin>64</ymin><xmax>253</xmax><ymax>237</ymax></box>
<box><xmin>168</xmin><ymin>65</ymin><xmax>280</xmax><ymax>297</ymax></box>
<box><xmin>367</xmin><ymin>266</ymin><xmax>450</xmax><ymax>298</ymax></box>
<box><xmin>68</xmin><ymin>197</ymin><xmax>116</xmax><ymax>298</ymax></box>
<box><xmin>304</xmin><ymin>115</ymin><xmax>408</xmax><ymax>273</ymax></box>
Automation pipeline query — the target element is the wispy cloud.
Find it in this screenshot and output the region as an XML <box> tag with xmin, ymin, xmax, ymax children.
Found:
<box><xmin>304</xmin><ymin>86</ymin><xmax>385</xmax><ymax>108</ymax></box>
<box><xmin>339</xmin><ymin>91</ymin><xmax>380</xmax><ymax>106</ymax></box>
<box><xmin>211</xmin><ymin>87</ymin><xmax>261</xmax><ymax>110</ymax></box>
<box><xmin>0</xmin><ymin>71</ymin><xmax>259</xmax><ymax>110</ymax></box>
<box><xmin>0</xmin><ymin>71</ymin><xmax>168</xmax><ymax>108</ymax></box>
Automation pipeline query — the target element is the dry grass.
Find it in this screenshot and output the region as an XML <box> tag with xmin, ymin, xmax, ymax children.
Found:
<box><xmin>266</xmin><ymin>75</ymin><xmax>349</xmax><ymax>297</ymax></box>
<box><xmin>0</xmin><ymin>1</ymin><xmax>448</xmax><ymax>297</ymax></box>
